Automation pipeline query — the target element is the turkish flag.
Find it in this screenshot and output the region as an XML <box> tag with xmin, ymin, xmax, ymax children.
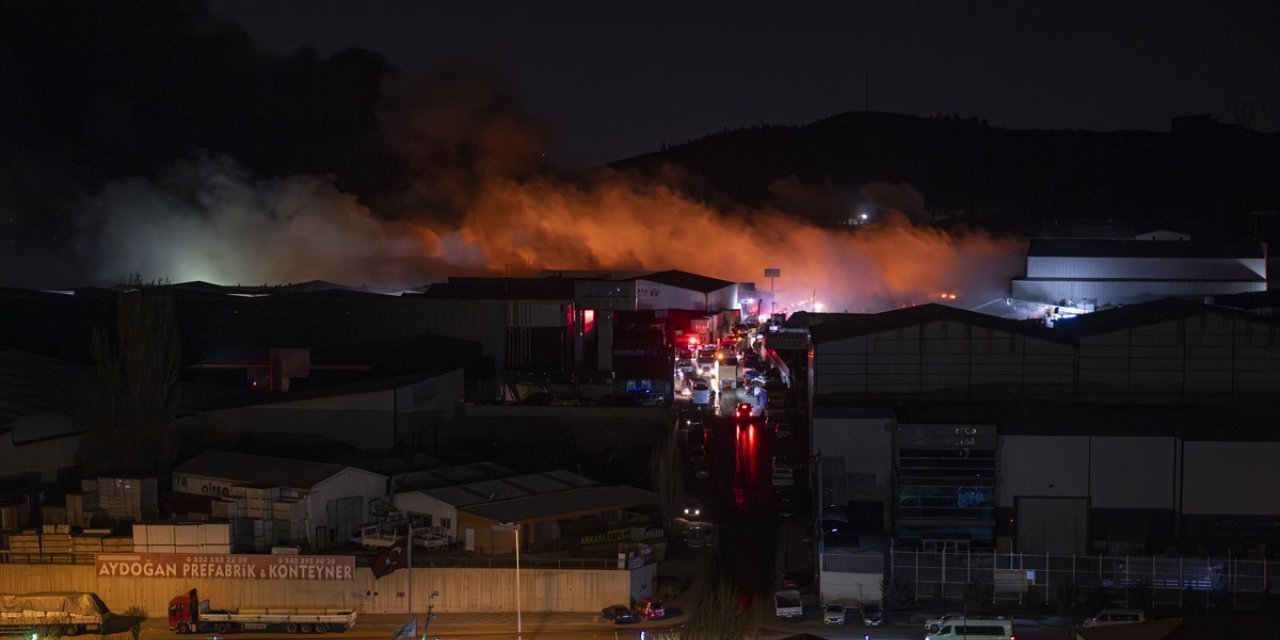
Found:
<box><xmin>370</xmin><ymin>535</ymin><xmax>410</xmax><ymax>578</ymax></box>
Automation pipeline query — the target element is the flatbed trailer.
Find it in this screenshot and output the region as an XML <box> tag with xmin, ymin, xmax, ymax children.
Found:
<box><xmin>168</xmin><ymin>589</ymin><xmax>357</xmax><ymax>634</ymax></box>
<box><xmin>0</xmin><ymin>592</ymin><xmax>110</xmax><ymax>635</ymax></box>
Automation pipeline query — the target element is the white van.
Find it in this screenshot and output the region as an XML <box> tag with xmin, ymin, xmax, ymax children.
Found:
<box><xmin>924</xmin><ymin>617</ymin><xmax>1013</xmax><ymax>640</ymax></box>
<box><xmin>1082</xmin><ymin>609</ymin><xmax>1145</xmax><ymax>627</ymax></box>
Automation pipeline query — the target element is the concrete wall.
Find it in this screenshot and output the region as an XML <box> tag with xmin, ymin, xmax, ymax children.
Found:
<box><xmin>818</xmin><ymin>570</ymin><xmax>882</xmax><ymax>604</ymax></box>
<box><xmin>0</xmin><ymin>564</ymin><xmax>631</xmax><ymax>615</ymax></box>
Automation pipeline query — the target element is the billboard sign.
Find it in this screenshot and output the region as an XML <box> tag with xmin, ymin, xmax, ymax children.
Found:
<box><xmin>96</xmin><ymin>553</ymin><xmax>355</xmax><ymax>581</ymax></box>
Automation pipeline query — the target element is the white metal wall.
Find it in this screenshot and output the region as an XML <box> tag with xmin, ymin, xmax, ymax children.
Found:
<box><xmin>1015</xmin><ymin>497</ymin><xmax>1088</xmax><ymax>554</ymax></box>
<box><xmin>996</xmin><ymin>436</ymin><xmax>1089</xmax><ymax>507</ymax></box>
<box><xmin>1012</xmin><ymin>278</ymin><xmax>1266</xmax><ymax>307</ymax></box>
<box><xmin>313</xmin><ymin>469</ymin><xmax>390</xmax><ymax>547</ymax></box>
<box><xmin>634</xmin><ymin>279</ymin><xmax>706</xmax><ymax>311</ymax></box>
<box><xmin>1026</xmin><ymin>256</ymin><xmax>1265</xmax><ymax>280</ymax></box>
<box><xmin>1089</xmin><ymin>436</ymin><xmax>1177</xmax><ymax>509</ymax></box>
<box><xmin>1182</xmin><ymin>441</ymin><xmax>1280</xmax><ymax>515</ymax></box>
<box><xmin>998</xmin><ymin>435</ymin><xmax>1177</xmax><ymax>510</ymax></box>
<box><xmin>391</xmin><ymin>491</ymin><xmax>460</xmax><ymax>540</ymax></box>
<box><xmin>706</xmin><ymin>284</ymin><xmax>743</xmax><ymax>312</ymax></box>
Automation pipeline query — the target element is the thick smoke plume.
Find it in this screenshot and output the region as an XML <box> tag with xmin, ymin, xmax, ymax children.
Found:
<box><xmin>81</xmin><ymin>157</ymin><xmax>1024</xmax><ymax>311</ymax></box>
<box><xmin>76</xmin><ymin>71</ymin><xmax>1024</xmax><ymax>312</ymax></box>
<box><xmin>80</xmin><ymin>155</ymin><xmax>477</xmax><ymax>288</ymax></box>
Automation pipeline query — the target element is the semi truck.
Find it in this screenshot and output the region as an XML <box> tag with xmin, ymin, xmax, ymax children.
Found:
<box><xmin>168</xmin><ymin>589</ymin><xmax>358</xmax><ymax>634</ymax></box>
<box><xmin>0</xmin><ymin>592</ymin><xmax>111</xmax><ymax>636</ymax></box>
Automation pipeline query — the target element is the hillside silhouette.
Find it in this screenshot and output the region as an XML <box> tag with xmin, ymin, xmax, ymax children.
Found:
<box><xmin>614</xmin><ymin>111</ymin><xmax>1280</xmax><ymax>239</ymax></box>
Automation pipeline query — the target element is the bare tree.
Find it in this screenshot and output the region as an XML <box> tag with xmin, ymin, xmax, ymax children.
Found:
<box><xmin>648</xmin><ymin>417</ymin><xmax>684</xmax><ymax>532</ymax></box>
<box><xmin>78</xmin><ymin>277</ymin><xmax>181</xmax><ymax>474</ymax></box>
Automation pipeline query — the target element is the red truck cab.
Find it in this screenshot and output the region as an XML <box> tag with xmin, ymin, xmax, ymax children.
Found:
<box><xmin>167</xmin><ymin>589</ymin><xmax>199</xmax><ymax>632</ymax></box>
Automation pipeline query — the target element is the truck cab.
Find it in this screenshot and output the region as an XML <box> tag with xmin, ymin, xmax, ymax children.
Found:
<box><xmin>167</xmin><ymin>590</ymin><xmax>201</xmax><ymax>633</ymax></box>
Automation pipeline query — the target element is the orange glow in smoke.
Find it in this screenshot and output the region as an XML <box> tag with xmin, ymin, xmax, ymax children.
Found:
<box><xmin>443</xmin><ymin>173</ymin><xmax>1026</xmax><ymax>312</ymax></box>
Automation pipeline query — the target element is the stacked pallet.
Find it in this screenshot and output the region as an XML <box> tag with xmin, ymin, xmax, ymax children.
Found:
<box><xmin>39</xmin><ymin>530</ymin><xmax>72</xmax><ymax>562</ymax></box>
<box><xmin>101</xmin><ymin>535</ymin><xmax>133</xmax><ymax>554</ymax></box>
<box><xmin>272</xmin><ymin>499</ymin><xmax>307</xmax><ymax>545</ymax></box>
<box><xmin>96</xmin><ymin>477</ymin><xmax>159</xmax><ymax>521</ymax></box>
<box><xmin>5</xmin><ymin>531</ymin><xmax>41</xmax><ymax>562</ymax></box>
<box><xmin>239</xmin><ymin>485</ymin><xmax>279</xmax><ymax>519</ymax></box>
<box><xmin>65</xmin><ymin>493</ymin><xmax>100</xmax><ymax>528</ymax></box>
<box><xmin>230</xmin><ymin>518</ymin><xmax>270</xmax><ymax>552</ymax></box>
<box><xmin>211</xmin><ymin>496</ymin><xmax>246</xmax><ymax>519</ymax></box>
<box><xmin>133</xmin><ymin>523</ymin><xmax>231</xmax><ymax>555</ymax></box>
<box><xmin>72</xmin><ymin>532</ymin><xmax>105</xmax><ymax>563</ymax></box>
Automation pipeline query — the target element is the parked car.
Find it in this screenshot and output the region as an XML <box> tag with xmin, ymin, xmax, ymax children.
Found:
<box><xmin>1083</xmin><ymin>609</ymin><xmax>1146</xmax><ymax>627</ymax></box>
<box><xmin>862</xmin><ymin>601</ymin><xmax>884</xmax><ymax>626</ymax></box>
<box><xmin>822</xmin><ymin>603</ymin><xmax>846</xmax><ymax>625</ymax></box>
<box><xmin>601</xmin><ymin>605</ymin><xmax>638</xmax><ymax>624</ymax></box>
<box><xmin>634</xmin><ymin>598</ymin><xmax>665</xmax><ymax>620</ymax></box>
<box><xmin>925</xmin><ymin>612</ymin><xmax>965</xmax><ymax>632</ymax></box>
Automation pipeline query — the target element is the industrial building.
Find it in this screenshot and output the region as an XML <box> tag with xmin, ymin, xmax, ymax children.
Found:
<box><xmin>1010</xmin><ymin>232</ymin><xmax>1268</xmax><ymax>310</ymax></box>
<box><xmin>806</xmin><ymin>299</ymin><xmax>1280</xmax><ymax>554</ymax></box>
<box><xmin>171</xmin><ymin>450</ymin><xmax>389</xmax><ymax>551</ymax></box>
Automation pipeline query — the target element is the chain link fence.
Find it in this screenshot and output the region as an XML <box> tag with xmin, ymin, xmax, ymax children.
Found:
<box><xmin>892</xmin><ymin>549</ymin><xmax>1280</xmax><ymax>611</ymax></box>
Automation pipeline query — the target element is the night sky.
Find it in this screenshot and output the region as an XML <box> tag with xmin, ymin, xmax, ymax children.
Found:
<box><xmin>214</xmin><ymin>0</ymin><xmax>1280</xmax><ymax>168</ymax></box>
<box><xmin>2</xmin><ymin>1</ymin><xmax>1277</xmax><ymax>299</ymax></box>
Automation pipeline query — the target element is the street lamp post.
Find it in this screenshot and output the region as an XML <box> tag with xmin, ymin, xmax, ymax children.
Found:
<box><xmin>494</xmin><ymin>523</ymin><xmax>521</xmax><ymax>640</ymax></box>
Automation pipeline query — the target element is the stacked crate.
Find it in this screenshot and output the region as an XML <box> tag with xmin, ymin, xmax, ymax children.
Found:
<box><xmin>272</xmin><ymin>499</ymin><xmax>307</xmax><ymax>545</ymax></box>
<box><xmin>96</xmin><ymin>477</ymin><xmax>159</xmax><ymax>521</ymax></box>
<box><xmin>102</xmin><ymin>534</ymin><xmax>133</xmax><ymax>554</ymax></box>
<box><xmin>65</xmin><ymin>493</ymin><xmax>100</xmax><ymax>528</ymax></box>
<box><xmin>201</xmin><ymin>522</ymin><xmax>231</xmax><ymax>554</ymax></box>
<box><xmin>6</xmin><ymin>530</ymin><xmax>41</xmax><ymax>562</ymax></box>
<box><xmin>40</xmin><ymin>505</ymin><xmax>68</xmax><ymax>525</ymax></box>
<box><xmin>131</xmin><ymin>523</ymin><xmax>229</xmax><ymax>554</ymax></box>
<box><xmin>210</xmin><ymin>497</ymin><xmax>244</xmax><ymax>519</ymax></box>
<box><xmin>38</xmin><ymin>525</ymin><xmax>72</xmax><ymax>562</ymax></box>
<box><xmin>136</xmin><ymin>522</ymin><xmax>175</xmax><ymax>553</ymax></box>
<box><xmin>242</xmin><ymin>485</ymin><xmax>278</xmax><ymax>519</ymax></box>
<box><xmin>174</xmin><ymin>523</ymin><xmax>202</xmax><ymax>554</ymax></box>
<box><xmin>230</xmin><ymin>518</ymin><xmax>269</xmax><ymax>552</ymax></box>
<box><xmin>71</xmin><ymin>531</ymin><xmax>106</xmax><ymax>563</ymax></box>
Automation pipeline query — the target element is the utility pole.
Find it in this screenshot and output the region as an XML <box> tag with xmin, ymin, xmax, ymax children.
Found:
<box><xmin>764</xmin><ymin>268</ymin><xmax>781</xmax><ymax>317</ymax></box>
